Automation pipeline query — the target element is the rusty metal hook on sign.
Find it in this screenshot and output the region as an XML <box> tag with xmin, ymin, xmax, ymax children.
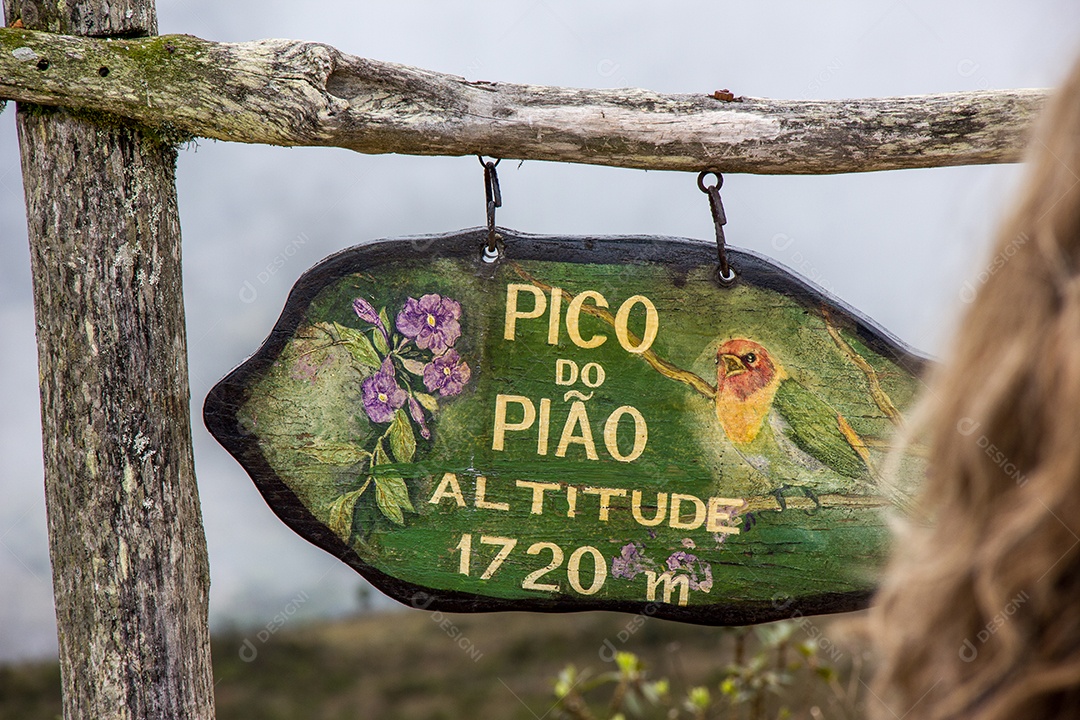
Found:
<box><xmin>479</xmin><ymin>156</ymin><xmax>502</xmax><ymax>263</ymax></box>
<box><xmin>698</xmin><ymin>171</ymin><xmax>736</xmax><ymax>287</ymax></box>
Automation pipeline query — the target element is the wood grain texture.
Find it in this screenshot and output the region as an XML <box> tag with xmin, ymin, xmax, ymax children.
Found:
<box><xmin>0</xmin><ymin>27</ymin><xmax>1048</xmax><ymax>174</ymax></box>
<box><xmin>205</xmin><ymin>230</ymin><xmax>929</xmax><ymax>625</ymax></box>
<box><xmin>7</xmin><ymin>0</ymin><xmax>215</xmax><ymax>717</ymax></box>
<box><xmin>3</xmin><ymin>0</ymin><xmax>155</xmax><ymax>37</ymax></box>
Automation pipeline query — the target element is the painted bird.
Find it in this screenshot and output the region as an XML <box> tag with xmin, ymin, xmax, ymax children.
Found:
<box><xmin>714</xmin><ymin>338</ymin><xmax>874</xmax><ymax>507</ymax></box>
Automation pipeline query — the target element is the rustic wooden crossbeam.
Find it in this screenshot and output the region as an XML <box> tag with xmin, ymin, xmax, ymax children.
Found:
<box><xmin>0</xmin><ymin>28</ymin><xmax>1048</xmax><ymax>173</ymax></box>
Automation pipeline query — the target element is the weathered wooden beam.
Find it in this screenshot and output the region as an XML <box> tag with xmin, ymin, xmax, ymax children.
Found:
<box><xmin>0</xmin><ymin>27</ymin><xmax>1048</xmax><ymax>174</ymax></box>
<box><xmin>5</xmin><ymin>2</ymin><xmax>216</xmax><ymax>718</ymax></box>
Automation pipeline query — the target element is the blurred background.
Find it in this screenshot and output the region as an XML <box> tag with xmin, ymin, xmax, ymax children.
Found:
<box><xmin>1</xmin><ymin>0</ymin><xmax>1077</xmax><ymax>690</ymax></box>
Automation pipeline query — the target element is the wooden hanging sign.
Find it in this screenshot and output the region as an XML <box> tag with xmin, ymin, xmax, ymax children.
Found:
<box><xmin>204</xmin><ymin>229</ymin><xmax>927</xmax><ymax>625</ymax></box>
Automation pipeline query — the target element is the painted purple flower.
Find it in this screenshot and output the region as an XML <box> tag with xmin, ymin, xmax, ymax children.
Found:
<box><xmin>690</xmin><ymin>564</ymin><xmax>713</xmax><ymax>593</ymax></box>
<box><xmin>422</xmin><ymin>350</ymin><xmax>471</xmax><ymax>397</ymax></box>
<box><xmin>408</xmin><ymin>396</ymin><xmax>431</xmax><ymax>440</ymax></box>
<box><xmin>611</xmin><ymin>542</ymin><xmax>649</xmax><ymax>580</ymax></box>
<box><xmin>665</xmin><ymin>552</ymin><xmax>699</xmax><ymax>574</ymax></box>
<box><xmin>361</xmin><ymin>358</ymin><xmax>407</xmax><ymax>424</ymax></box>
<box><xmin>353</xmin><ymin>297</ymin><xmax>388</xmax><ymax>342</ymax></box>
<box><xmin>666</xmin><ymin>551</ymin><xmax>712</xmax><ymax>592</ymax></box>
<box><xmin>666</xmin><ymin>551</ymin><xmax>697</xmax><ymax>573</ymax></box>
<box><xmin>396</xmin><ymin>294</ymin><xmax>461</xmax><ymax>354</ymax></box>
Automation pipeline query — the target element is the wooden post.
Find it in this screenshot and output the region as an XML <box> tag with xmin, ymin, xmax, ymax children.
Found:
<box><xmin>4</xmin><ymin>1</ymin><xmax>215</xmax><ymax>718</ymax></box>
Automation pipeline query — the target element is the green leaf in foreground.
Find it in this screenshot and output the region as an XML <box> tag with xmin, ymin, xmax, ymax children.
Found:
<box><xmin>414</xmin><ymin>392</ymin><xmax>439</xmax><ymax>412</ymax></box>
<box><xmin>389</xmin><ymin>408</ymin><xmax>416</xmax><ymax>463</ymax></box>
<box><xmin>374</xmin><ymin>476</ymin><xmax>413</xmax><ymax>525</ymax></box>
<box><xmin>332</xmin><ymin>322</ymin><xmax>381</xmax><ymax>369</ymax></box>
<box><xmin>373</xmin><ymin>438</ymin><xmax>390</xmax><ymax>466</ymax></box>
<box><xmin>373</xmin><ymin>311</ymin><xmax>391</xmax><ymax>355</ymax></box>
<box><xmin>327</xmin><ymin>487</ymin><xmax>366</xmax><ymax>540</ymax></box>
<box><xmin>298</xmin><ymin>442</ymin><xmax>371</xmax><ymax>466</ymax></box>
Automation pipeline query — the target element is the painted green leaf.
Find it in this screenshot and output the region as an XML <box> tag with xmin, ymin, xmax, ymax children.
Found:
<box><xmin>377</xmin><ymin>475</ymin><xmax>414</xmax><ymax>511</ymax></box>
<box><xmin>414</xmin><ymin>392</ymin><xmax>438</xmax><ymax>412</ymax></box>
<box><xmin>209</xmin><ymin>232</ymin><xmax>932</xmax><ymax>624</ymax></box>
<box><xmin>373</xmin><ymin>438</ymin><xmax>390</xmax><ymax>466</ymax></box>
<box><xmin>375</xmin><ymin>489</ymin><xmax>404</xmax><ymax>524</ymax></box>
<box><xmin>401</xmin><ymin>358</ymin><xmax>426</xmax><ymax>376</ymax></box>
<box><xmin>389</xmin><ymin>409</ymin><xmax>416</xmax><ymax>463</ymax></box>
<box><xmin>310</xmin><ymin>320</ymin><xmax>338</xmax><ymax>340</ymax></box>
<box><xmin>372</xmin><ymin>330</ymin><xmax>389</xmax><ymax>356</ymax></box>
<box><xmin>327</xmin><ymin>487</ymin><xmax>365</xmax><ymax>541</ymax></box>
<box><xmin>331</xmin><ymin>322</ymin><xmax>381</xmax><ymax>369</ymax></box>
<box><xmin>298</xmin><ymin>442</ymin><xmax>370</xmax><ymax>466</ymax></box>
<box><xmin>373</xmin><ymin>310</ymin><xmax>391</xmax><ymax>355</ymax></box>
<box><xmin>374</xmin><ymin>476</ymin><xmax>412</xmax><ymax>525</ymax></box>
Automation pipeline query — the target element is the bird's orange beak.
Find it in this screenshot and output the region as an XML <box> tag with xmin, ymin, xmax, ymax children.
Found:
<box><xmin>719</xmin><ymin>353</ymin><xmax>746</xmax><ymax>377</ymax></box>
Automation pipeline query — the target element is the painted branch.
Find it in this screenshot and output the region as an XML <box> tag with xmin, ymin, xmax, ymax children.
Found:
<box><xmin>0</xmin><ymin>27</ymin><xmax>1049</xmax><ymax>174</ymax></box>
<box><xmin>6</xmin><ymin>2</ymin><xmax>216</xmax><ymax>718</ymax></box>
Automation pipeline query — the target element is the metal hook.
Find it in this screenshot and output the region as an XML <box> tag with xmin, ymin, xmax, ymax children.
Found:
<box><xmin>479</xmin><ymin>156</ymin><xmax>502</xmax><ymax>262</ymax></box>
<box><xmin>698</xmin><ymin>170</ymin><xmax>736</xmax><ymax>287</ymax></box>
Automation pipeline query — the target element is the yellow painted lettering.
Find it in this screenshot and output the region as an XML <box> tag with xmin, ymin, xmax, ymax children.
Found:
<box><xmin>556</xmin><ymin>401</ymin><xmax>598</xmax><ymax>460</ymax></box>
<box><xmin>492</xmin><ymin>394</ymin><xmax>536</xmax><ymax>451</ymax></box>
<box><xmin>516</xmin><ymin>480</ymin><xmax>561</xmax><ymax>514</ymax></box>
<box><xmin>603</xmin><ymin>405</ymin><xmax>648</xmax><ymax>463</ymax></box>
<box><xmin>615</xmin><ymin>295</ymin><xmax>659</xmax><ymax>354</ymax></box>
<box><xmin>555</xmin><ymin>358</ymin><xmax>578</xmax><ymax>385</ymax></box>
<box><xmin>548</xmin><ymin>287</ymin><xmax>562</xmax><ymax>345</ymax></box>
<box><xmin>567</xmin><ymin>546</ymin><xmax>607</xmax><ymax>595</ymax></box>
<box><xmin>644</xmin><ymin>570</ymin><xmax>689</xmax><ymax>606</ymax></box>
<box><xmin>537</xmin><ymin>398</ymin><xmax>551</xmax><ymax>455</ymax></box>
<box><xmin>706</xmin><ymin>497</ymin><xmax>746</xmax><ymax>534</ymax></box>
<box><xmin>669</xmin><ymin>493</ymin><xmax>707</xmax><ymax>530</ymax></box>
<box><xmin>631</xmin><ymin>490</ymin><xmax>668</xmax><ymax>527</ymax></box>
<box><xmin>504</xmin><ymin>284</ymin><xmax>546</xmax><ymax>340</ymax></box>
<box><xmin>429</xmin><ymin>472</ymin><xmax>465</xmax><ymax>507</ymax></box>
<box><xmin>583</xmin><ymin>486</ymin><xmax>627</xmax><ymax>521</ymax></box>
<box><xmin>580</xmin><ymin>362</ymin><xmax>606</xmax><ymax>388</ymax></box>
<box><xmin>565</xmin><ymin>290</ymin><xmax>608</xmax><ymax>349</ymax></box>
<box><xmin>474</xmin><ymin>475</ymin><xmax>510</xmax><ymax>511</ymax></box>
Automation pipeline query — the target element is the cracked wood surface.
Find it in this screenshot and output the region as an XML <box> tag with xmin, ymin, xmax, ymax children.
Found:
<box><xmin>0</xmin><ymin>27</ymin><xmax>1048</xmax><ymax>174</ymax></box>
<box><xmin>5</xmin><ymin>1</ymin><xmax>216</xmax><ymax>718</ymax></box>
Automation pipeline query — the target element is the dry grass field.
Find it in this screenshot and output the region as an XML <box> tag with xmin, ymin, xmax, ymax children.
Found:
<box><xmin>0</xmin><ymin>608</ymin><xmax>871</xmax><ymax>719</ymax></box>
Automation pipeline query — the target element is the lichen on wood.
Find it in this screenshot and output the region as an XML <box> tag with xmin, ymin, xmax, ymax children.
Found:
<box><xmin>0</xmin><ymin>26</ymin><xmax>1050</xmax><ymax>174</ymax></box>
<box><xmin>6</xmin><ymin>0</ymin><xmax>216</xmax><ymax>717</ymax></box>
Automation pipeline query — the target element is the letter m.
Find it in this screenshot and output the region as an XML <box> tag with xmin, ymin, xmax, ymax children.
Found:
<box><xmin>644</xmin><ymin>571</ymin><xmax>689</xmax><ymax>607</ymax></box>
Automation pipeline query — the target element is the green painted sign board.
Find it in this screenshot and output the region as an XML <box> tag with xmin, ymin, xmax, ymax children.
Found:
<box><xmin>204</xmin><ymin>229</ymin><xmax>927</xmax><ymax>624</ymax></box>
